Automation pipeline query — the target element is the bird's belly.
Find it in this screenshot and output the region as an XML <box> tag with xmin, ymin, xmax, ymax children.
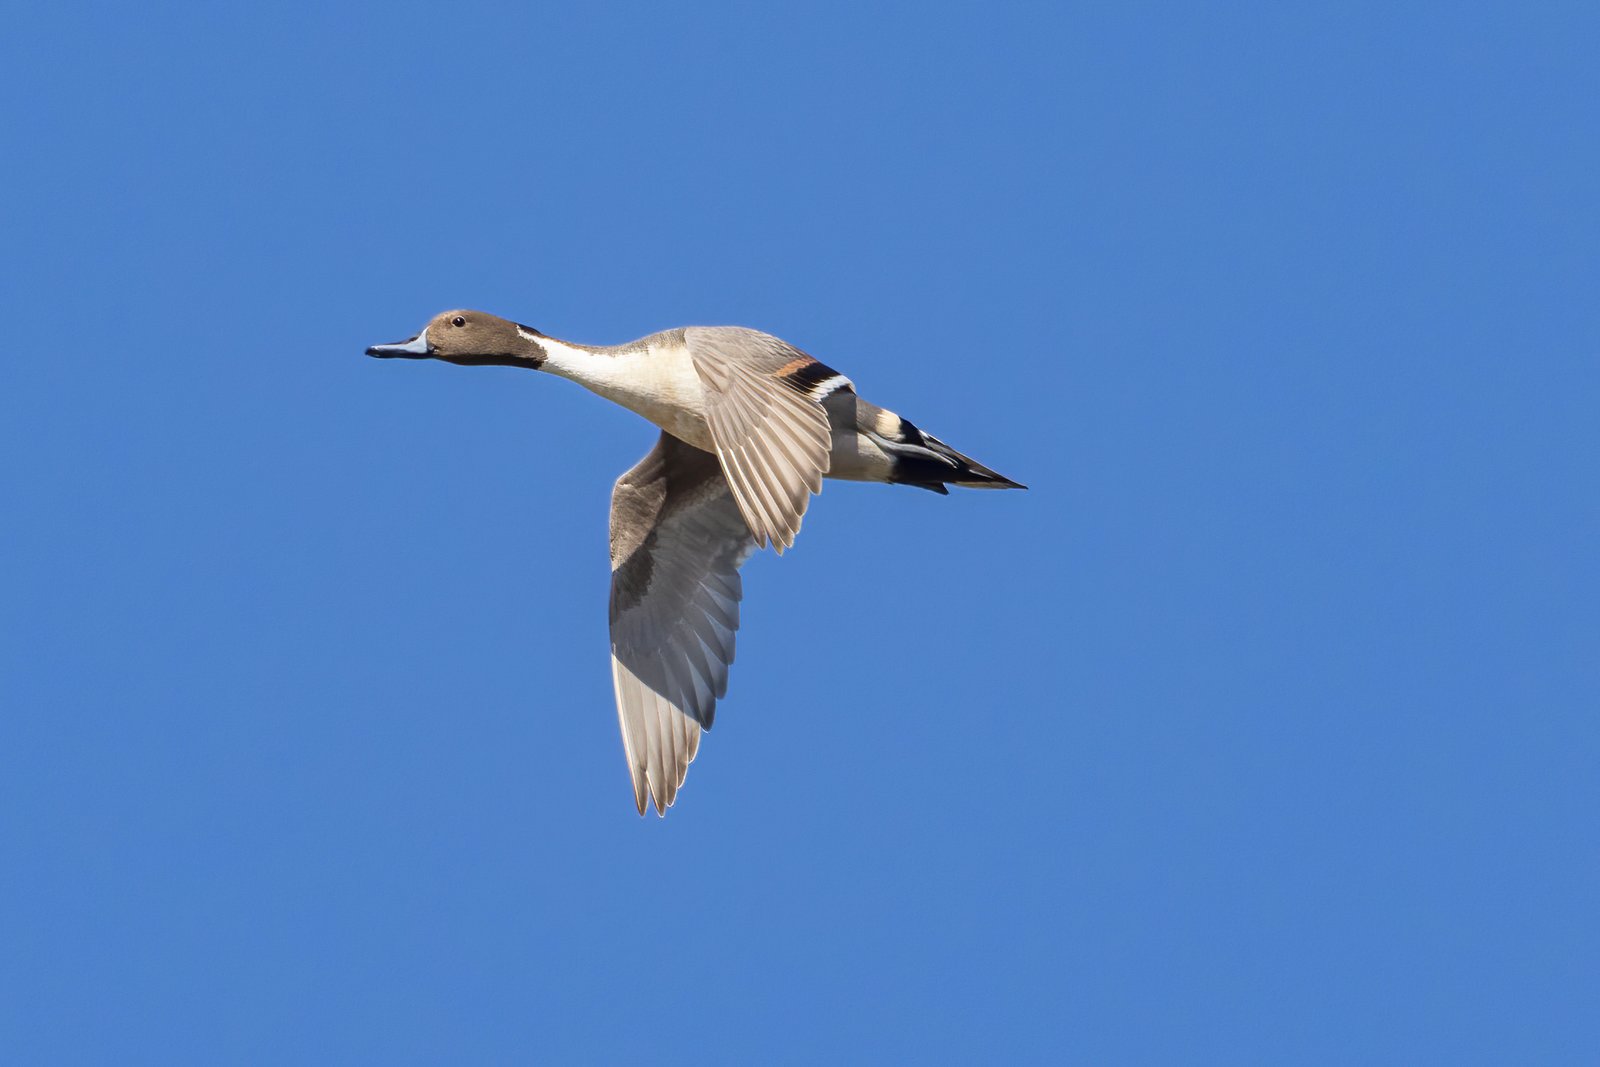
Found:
<box><xmin>659</xmin><ymin>408</ymin><xmax>715</xmax><ymax>453</ymax></box>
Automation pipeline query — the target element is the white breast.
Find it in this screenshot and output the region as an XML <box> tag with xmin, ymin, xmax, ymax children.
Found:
<box><xmin>539</xmin><ymin>335</ymin><xmax>715</xmax><ymax>451</ymax></box>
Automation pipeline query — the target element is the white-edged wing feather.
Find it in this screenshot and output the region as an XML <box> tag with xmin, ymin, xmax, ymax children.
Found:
<box><xmin>609</xmin><ymin>432</ymin><xmax>757</xmax><ymax>815</ymax></box>
<box><xmin>684</xmin><ymin>327</ymin><xmax>839</xmax><ymax>553</ymax></box>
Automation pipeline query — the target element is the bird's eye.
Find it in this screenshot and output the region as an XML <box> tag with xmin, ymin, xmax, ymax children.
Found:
<box><xmin>451</xmin><ymin>316</ymin><xmax>466</xmax><ymax>327</ymax></box>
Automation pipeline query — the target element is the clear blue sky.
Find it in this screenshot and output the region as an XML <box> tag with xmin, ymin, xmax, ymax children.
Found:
<box><xmin>3</xmin><ymin>2</ymin><xmax>1596</xmax><ymax>1063</ymax></box>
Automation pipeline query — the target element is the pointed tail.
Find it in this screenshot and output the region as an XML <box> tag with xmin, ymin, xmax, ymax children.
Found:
<box><xmin>867</xmin><ymin>406</ymin><xmax>1025</xmax><ymax>494</ymax></box>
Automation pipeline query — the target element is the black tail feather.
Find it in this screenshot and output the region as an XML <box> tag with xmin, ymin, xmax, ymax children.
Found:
<box><xmin>889</xmin><ymin>420</ymin><xmax>1025</xmax><ymax>493</ymax></box>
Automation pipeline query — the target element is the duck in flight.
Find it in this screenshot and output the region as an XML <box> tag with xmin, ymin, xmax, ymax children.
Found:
<box><xmin>368</xmin><ymin>310</ymin><xmax>1024</xmax><ymax>815</ymax></box>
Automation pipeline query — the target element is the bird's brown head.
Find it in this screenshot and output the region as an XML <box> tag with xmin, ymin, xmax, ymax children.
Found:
<box><xmin>366</xmin><ymin>310</ymin><xmax>547</xmax><ymax>368</ymax></box>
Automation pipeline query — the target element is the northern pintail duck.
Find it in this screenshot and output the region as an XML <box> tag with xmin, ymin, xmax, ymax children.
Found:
<box><xmin>368</xmin><ymin>311</ymin><xmax>1024</xmax><ymax>815</ymax></box>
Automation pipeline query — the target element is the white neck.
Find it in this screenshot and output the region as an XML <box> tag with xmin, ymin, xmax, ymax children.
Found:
<box><xmin>522</xmin><ymin>327</ymin><xmax>602</xmax><ymax>381</ymax></box>
<box><xmin>523</xmin><ymin>327</ymin><xmax>711</xmax><ymax>449</ymax></box>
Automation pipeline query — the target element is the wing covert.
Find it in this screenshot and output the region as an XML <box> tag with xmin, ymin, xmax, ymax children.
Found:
<box><xmin>683</xmin><ymin>326</ymin><xmax>843</xmax><ymax>553</ymax></box>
